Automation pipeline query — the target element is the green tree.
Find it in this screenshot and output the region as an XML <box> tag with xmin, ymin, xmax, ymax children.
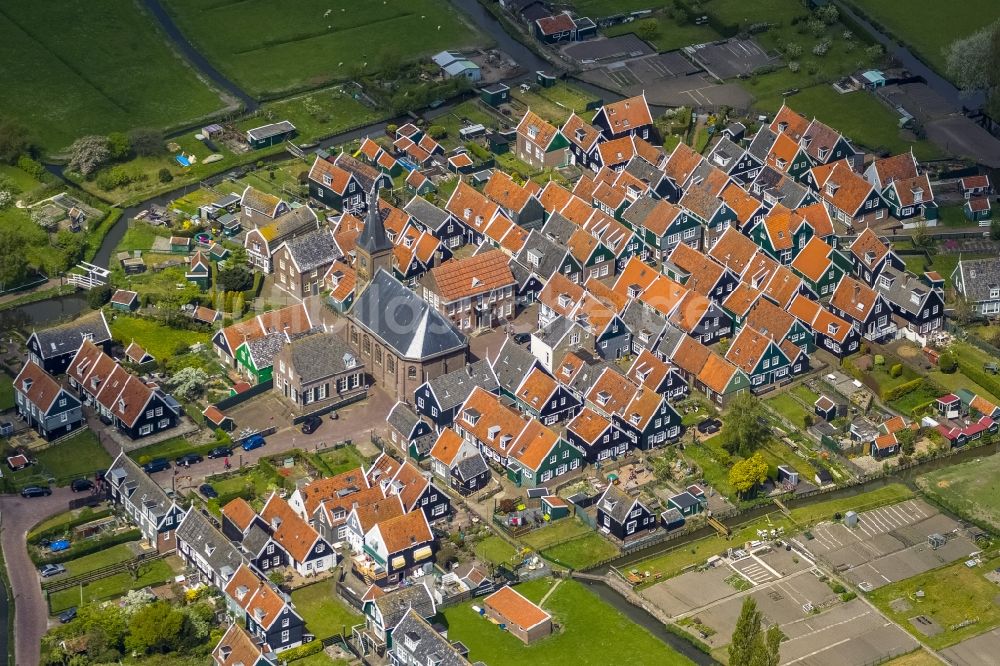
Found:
<box><xmin>78</xmin><ymin>603</ymin><xmax>127</xmax><ymax>652</ymax></box>
<box><xmin>54</xmin><ymin>230</ymin><xmax>86</xmax><ymax>271</ymax></box>
<box><xmin>127</xmin><ymin>128</ymin><xmax>165</xmax><ymax>157</ymax></box>
<box><xmin>896</xmin><ymin>427</ymin><xmax>916</xmax><ymax>455</ymax></box>
<box><xmin>125</xmin><ymin>601</ymin><xmax>187</xmax><ymax>654</ymax></box>
<box><xmin>68</xmin><ymin>135</ymin><xmax>112</xmax><ymax>176</ymax></box>
<box><xmin>167</xmin><ymin>367</ymin><xmax>208</xmax><ymax>401</ymax></box>
<box><xmin>232</xmin><ymin>291</ymin><xmax>245</xmax><ymax>317</ymax></box>
<box><xmin>86</xmin><ymin>284</ymin><xmax>113</xmax><ymax>309</ymax></box>
<box><xmin>938</xmin><ymin>351</ymin><xmax>957</xmax><ymax>374</ymax></box>
<box><xmin>107</xmin><ymin>132</ymin><xmax>131</xmax><ymax>161</ymax></box>
<box><xmin>0</xmin><ymin>227</ymin><xmax>30</xmax><ymax>288</ymax></box>
<box><xmin>217</xmin><ymin>265</ymin><xmax>253</xmax><ymax>292</ymax></box>
<box><xmin>0</xmin><ymin>117</ymin><xmax>30</xmax><ymax>164</ymax></box>
<box><xmin>728</xmin><ymin>453</ymin><xmax>769</xmax><ymax>498</ymax></box>
<box><xmin>158</xmin><ymin>168</ymin><xmax>173</xmax><ymax>183</ymax></box>
<box><xmin>721</xmin><ymin>392</ymin><xmax>769</xmax><ymax>456</ymax></box>
<box><xmin>729</xmin><ymin>597</ymin><xmax>782</xmax><ymax>666</ymax></box>
<box><xmin>637</xmin><ymin>19</ymin><xmax>659</xmax><ymax>41</ymax></box>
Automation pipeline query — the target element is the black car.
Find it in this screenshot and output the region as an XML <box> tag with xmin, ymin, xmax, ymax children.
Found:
<box><xmin>58</xmin><ymin>607</ymin><xmax>77</xmax><ymax>623</ymax></box>
<box><xmin>696</xmin><ymin>418</ymin><xmax>722</xmax><ymax>435</ymax></box>
<box><xmin>70</xmin><ymin>478</ymin><xmax>94</xmax><ymax>493</ymax></box>
<box><xmin>199</xmin><ymin>483</ymin><xmax>219</xmax><ymax>499</ymax></box>
<box><xmin>207</xmin><ymin>446</ymin><xmax>233</xmax><ymax>459</ymax></box>
<box><xmin>300</xmin><ymin>415</ymin><xmax>323</xmax><ymax>435</ymax></box>
<box><xmin>513</xmin><ymin>332</ymin><xmax>531</xmax><ymax>345</ymax></box>
<box><xmin>175</xmin><ymin>453</ymin><xmax>204</xmax><ymax>467</ymax></box>
<box><xmin>142</xmin><ymin>458</ymin><xmax>170</xmax><ymax>474</ymax></box>
<box><xmin>21</xmin><ymin>485</ymin><xmax>52</xmax><ymax>498</ymax></box>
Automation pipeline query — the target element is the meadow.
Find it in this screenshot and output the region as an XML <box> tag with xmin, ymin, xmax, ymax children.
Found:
<box><xmin>162</xmin><ymin>0</ymin><xmax>484</xmax><ymax>96</ymax></box>
<box><xmin>0</xmin><ymin>0</ymin><xmax>225</xmax><ymax>153</ymax></box>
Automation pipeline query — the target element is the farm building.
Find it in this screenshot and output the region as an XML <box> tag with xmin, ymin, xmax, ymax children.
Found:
<box><xmin>480</xmin><ymin>83</ymin><xmax>510</xmax><ymax>107</ymax></box>
<box><xmin>432</xmin><ymin>51</ymin><xmax>481</xmax><ymax>82</ymax></box>
<box><xmin>482</xmin><ymin>585</ymin><xmax>552</xmax><ymax>644</ymax></box>
<box><xmin>246</xmin><ymin>121</ymin><xmax>297</xmax><ymax>149</ymax></box>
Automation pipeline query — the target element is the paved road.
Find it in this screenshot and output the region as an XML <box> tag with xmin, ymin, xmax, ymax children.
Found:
<box><xmin>1</xmin><ymin>487</ymin><xmax>77</xmax><ymax>666</ymax></box>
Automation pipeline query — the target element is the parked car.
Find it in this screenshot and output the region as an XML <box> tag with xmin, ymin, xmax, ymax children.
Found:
<box><xmin>241</xmin><ymin>434</ymin><xmax>265</xmax><ymax>451</ymax></box>
<box><xmin>58</xmin><ymin>607</ymin><xmax>77</xmax><ymax>623</ymax></box>
<box><xmin>142</xmin><ymin>458</ymin><xmax>170</xmax><ymax>474</ymax></box>
<box><xmin>696</xmin><ymin>418</ymin><xmax>722</xmax><ymax>435</ymax></box>
<box><xmin>70</xmin><ymin>478</ymin><xmax>94</xmax><ymax>493</ymax></box>
<box><xmin>199</xmin><ymin>484</ymin><xmax>219</xmax><ymax>499</ymax></box>
<box><xmin>39</xmin><ymin>564</ymin><xmax>66</xmax><ymax>578</ymax></box>
<box><xmin>207</xmin><ymin>446</ymin><xmax>233</xmax><ymax>459</ymax></box>
<box><xmin>20</xmin><ymin>485</ymin><xmax>52</xmax><ymax>498</ymax></box>
<box><xmin>513</xmin><ymin>332</ymin><xmax>531</xmax><ymax>345</ymax></box>
<box><xmin>300</xmin><ymin>416</ymin><xmax>322</xmax><ymax>435</ymax></box>
<box><xmin>175</xmin><ymin>453</ymin><xmax>204</xmax><ymax>467</ymax></box>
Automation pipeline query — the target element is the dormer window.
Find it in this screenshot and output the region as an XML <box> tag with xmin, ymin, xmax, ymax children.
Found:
<box><xmin>778</xmin><ymin>121</ymin><xmax>788</xmax><ymax>132</ymax></box>
<box><xmin>527</xmin><ymin>125</ymin><xmax>539</xmax><ymax>141</ymax></box>
<box><xmin>596</xmin><ymin>390</ymin><xmax>611</xmax><ymax>406</ymax></box>
<box><xmin>21</xmin><ymin>378</ymin><xmax>32</xmax><ymax>392</ymax></box>
<box><xmin>909</xmin><ymin>291</ymin><xmax>921</xmax><ymax>305</ymax></box>
<box><xmin>557</xmin><ymin>294</ymin><xmax>572</xmax><ymax>308</ymax></box>
<box><xmin>463</xmin><ymin>207</ymin><xmax>472</xmax><ymax>220</ymax></box>
<box><xmin>323</xmin><ymin>174</ymin><xmax>332</xmax><ymax>186</ymax></box>
<box><xmin>776</xmin><ymin>158</ymin><xmax>787</xmax><ymax>170</ymax></box>
<box><xmin>818</xmin><ymin>147</ymin><xmax>829</xmax><ymax>160</ymax></box>
<box><xmin>627</xmin><ymin>284</ymin><xmax>642</xmax><ymax>298</ymax></box>
<box><xmin>488</xmin><ymin>425</ymin><xmax>501</xmax><ymax>440</ymax></box>
<box><xmin>880</xmin><ymin>275</ymin><xmax>892</xmax><ymax>289</ymax></box>
<box><xmin>463</xmin><ymin>409</ymin><xmax>480</xmax><ymax>426</ymax></box>
<box><xmin>500</xmin><ymin>434</ymin><xmax>512</xmax><ymax>449</ymax></box>
<box><xmin>912</xmin><ymin>187</ymin><xmax>923</xmax><ymax>203</ymax></box>
<box><xmin>629</xmin><ymin>413</ymin><xmax>641</xmax><ymax>425</ymax></box>
<box><xmin>828</xmin><ymin>322</ymin><xmax>839</xmax><ymax>335</ymax></box>
<box><xmin>825</xmin><ymin>183</ymin><xmax>839</xmax><ymax>197</ymax></box>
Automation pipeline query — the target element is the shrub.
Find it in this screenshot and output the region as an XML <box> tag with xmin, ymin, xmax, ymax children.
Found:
<box><xmin>889</xmin><ymin>364</ymin><xmax>903</xmax><ymax>378</ymax></box>
<box><xmin>465</xmin><ymin>142</ymin><xmax>490</xmax><ymax>161</ymax></box>
<box><xmin>881</xmin><ymin>377</ymin><xmax>924</xmax><ymax>402</ymax></box>
<box><xmin>427</xmin><ymin>125</ymin><xmax>447</xmax><ymax>139</ymax></box>
<box><xmin>874</xmin><ymin>354</ymin><xmax>885</xmax><ymax>366</ymax></box>
<box><xmin>34</xmin><ymin>529</ymin><xmax>143</xmax><ymax>565</ymax></box>
<box><xmin>17</xmin><ymin>154</ymin><xmax>47</xmax><ymax>180</ymax></box>
<box><xmin>158</xmin><ymin>168</ymin><xmax>173</xmax><ymax>183</ymax></box>
<box><xmin>278</xmin><ymin>640</ymin><xmax>324</xmax><ymax>661</ymax></box>
<box><xmin>87</xmin><ymin>284</ymin><xmax>113</xmax><ymax>309</ymax></box>
<box><xmin>937</xmin><ymin>352</ymin><xmax>957</xmax><ymax>374</ymax></box>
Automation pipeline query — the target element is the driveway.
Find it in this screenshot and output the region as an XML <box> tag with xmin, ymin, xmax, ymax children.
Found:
<box><xmin>0</xmin><ymin>486</ymin><xmax>76</xmax><ymax>666</ymax></box>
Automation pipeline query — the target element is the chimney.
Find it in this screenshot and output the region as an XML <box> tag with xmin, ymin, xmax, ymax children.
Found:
<box><xmin>853</xmin><ymin>283</ymin><xmax>861</xmax><ymax>302</ymax></box>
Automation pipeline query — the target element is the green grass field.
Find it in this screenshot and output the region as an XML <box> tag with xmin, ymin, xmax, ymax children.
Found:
<box><xmin>107</xmin><ymin>315</ymin><xmax>211</xmax><ymax>360</ymax></box>
<box><xmin>62</xmin><ymin>544</ymin><xmax>137</xmax><ymax>577</ymax></box>
<box><xmin>0</xmin><ymin>0</ymin><xmax>225</xmax><ymax>154</ymax></box>
<box><xmin>316</xmin><ymin>445</ymin><xmax>367</xmax><ymax>476</ymax></box>
<box><xmin>918</xmin><ymin>454</ymin><xmax>1000</xmax><ymax>531</ymax></box>
<box><xmin>442</xmin><ymin>578</ymin><xmax>694</xmax><ymax>666</ymax></box>
<box><xmin>0</xmin><ymin>207</ymin><xmax>79</xmax><ymax>276</ymax></box>
<box><xmin>603</xmin><ymin>16</ymin><xmax>719</xmax><ymax>52</ymax></box>
<box><xmin>33</xmin><ymin>430</ymin><xmax>113</xmax><ymax>485</ymax></box>
<box><xmin>163</xmin><ymin>0</ymin><xmax>482</xmax><ymax>96</ymax></box>
<box><xmin>290</xmin><ymin>580</ymin><xmax>363</xmax><ymax>640</ymax></box>
<box><xmin>242</xmin><ymin>89</ymin><xmax>387</xmax><ymax>143</ymax></box>
<box><xmin>569</xmin><ymin>0</ymin><xmax>659</xmax><ymax>17</ymax></box>
<box><xmin>845</xmin><ymin>0</ymin><xmax>1000</xmax><ymax>77</ymax></box>
<box><xmin>521</xmin><ymin>518</ymin><xmax>592</xmax><ymax>551</ymax></box>
<box><xmin>869</xmin><ymin>557</ymin><xmax>1000</xmax><ymax>649</ymax></box>
<box><xmin>540</xmin><ymin>532</ymin><xmax>619</xmax><ymax>570</ymax></box>
<box><xmin>474</xmin><ymin>535</ymin><xmax>519</xmax><ymax>566</ymax></box>
<box><xmin>48</xmin><ymin>557</ymin><xmax>176</xmax><ymax>613</ymax></box>
<box><xmin>766</xmin><ymin>392</ymin><xmax>812</xmax><ymax>427</ymax></box>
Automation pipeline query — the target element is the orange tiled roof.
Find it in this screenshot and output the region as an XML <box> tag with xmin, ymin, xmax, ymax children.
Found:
<box><xmin>539</xmin><ymin>181</ymin><xmax>574</xmax><ymax>213</ymax></box>
<box><xmin>375</xmin><ymin>508</ymin><xmax>432</xmax><ymax>553</ymax></box>
<box><xmin>509</xmin><ymin>420</ymin><xmax>560</xmax><ymax>470</ymax></box>
<box><xmin>796</xmin><ymin>202</ymin><xmax>834</xmax><ymax>237</ymax></box>
<box><xmin>725</xmin><ymin>326</ymin><xmax>773</xmax><ymax>373</ymax></box>
<box><xmin>697</xmin><ymin>353</ymin><xmax>740</xmax><ymax>393</ymax></box>
<box><xmin>517</xmin><ymin>110</ymin><xmax>560</xmax><ymax>149</ymax></box>
<box><xmin>721</xmin><ymin>183</ymin><xmax>762</xmax><ymax>228</ymax></box>
<box><xmin>599</xmin><ymin>94</ymin><xmax>653</xmax><ymax>135</ymax></box>
<box><xmin>568</xmin><ymin>406</ymin><xmax>612</xmax><ymax>442</ymax></box>
<box><xmin>671</xmin><ymin>335</ymin><xmax>711</xmax><ymax>376</ymax></box>
<box><xmin>791</xmin><ymin>236</ymin><xmax>834</xmax><ymax>283</ymax></box>
<box><xmin>627</xmin><ymin>349</ymin><xmax>670</xmax><ymax>391</ymax></box>
<box><xmin>763</xmin><ymin>264</ymin><xmax>801</xmax><ymax>308</ymax></box>
<box><xmin>429</xmin><ymin>429</ymin><xmax>465</xmax><ymax>466</ymax></box>
<box><xmin>428</xmin><ymin>248</ymin><xmax>514</xmax><ymax>302</ymax></box>
<box><xmin>769</xmin><ymin>104</ymin><xmax>809</xmax><ymax>140</ymax></box>
<box><xmin>261</xmin><ymin>494</ymin><xmax>324</xmax><ymax>563</ymax></box>
<box><xmin>517</xmin><ymin>367</ymin><xmax>558</xmax><ymax>410</ymax></box>
<box><xmin>484</xmin><ymin>586</ymin><xmax>551</xmax><ymax>629</ymax></box>
<box><xmin>663</xmin><ymin>142</ymin><xmax>703</xmax><ymax>185</ymax></box>
<box><xmin>484</xmin><ymin>170</ymin><xmax>534</xmax><ymax>213</ymax></box>
<box><xmin>831</xmin><ymin>276</ymin><xmax>878</xmax><ymax>320</ymax></box>
<box><xmin>723</xmin><ymin>283</ymin><xmax>762</xmax><ymax>316</ymax></box>
<box><xmin>746</xmin><ymin>297</ymin><xmax>795</xmax><ymax>340</ymax></box>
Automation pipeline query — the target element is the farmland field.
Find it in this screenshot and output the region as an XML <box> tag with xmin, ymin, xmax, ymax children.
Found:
<box><xmin>163</xmin><ymin>0</ymin><xmax>484</xmax><ymax>96</ymax></box>
<box><xmin>917</xmin><ymin>454</ymin><xmax>1000</xmax><ymax>531</ymax></box>
<box><xmin>845</xmin><ymin>0</ymin><xmax>1000</xmax><ymax>77</ymax></box>
<box><xmin>0</xmin><ymin>0</ymin><xmax>225</xmax><ymax>153</ymax></box>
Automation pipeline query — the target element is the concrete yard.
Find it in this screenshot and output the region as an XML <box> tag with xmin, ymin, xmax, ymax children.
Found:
<box><xmin>684</xmin><ymin>38</ymin><xmax>780</xmax><ymax>79</ymax></box>
<box><xmin>564</xmin><ymin>35</ymin><xmax>654</xmax><ymax>64</ymax></box>
<box><xmin>941</xmin><ymin>628</ymin><xmax>1000</xmax><ymax>665</ymax></box>
<box><xmin>799</xmin><ymin>499</ymin><xmax>980</xmax><ymax>590</ymax></box>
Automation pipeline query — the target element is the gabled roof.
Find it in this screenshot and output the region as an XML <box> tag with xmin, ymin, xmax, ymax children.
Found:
<box><xmin>516</xmin><ymin>366</ymin><xmax>560</xmax><ymax>411</ymax></box>
<box><xmin>240</xmin><ymin>185</ymin><xmax>284</xmax><ymax>217</ymax></box>
<box><xmin>308</xmin><ymin>156</ymin><xmax>354</xmax><ymax>194</ymax></box>
<box><xmin>492</xmin><ymin>337</ymin><xmax>542</xmax><ymax>394</ymax></box>
<box><xmin>562</xmin><ymin>112</ymin><xmax>602</xmax><ymax>152</ymax></box>
<box><xmin>214</xmin><ymin>623</ymin><xmax>275</xmax><ymax>666</ymax></box>
<box><xmin>424</xmin><ymin>360</ymin><xmax>499</xmax><ymax>413</ymax></box>
<box><xmin>795</xmin><ymin>201</ymin><xmax>834</xmax><ymax>237</ymax></box>
<box><xmin>790</xmin><ymin>236</ymin><xmax>834</xmax><ymax>282</ymax></box>
<box><xmin>831</xmin><ymin>276</ymin><xmax>879</xmax><ymax>321</ymax></box>
<box><xmin>13</xmin><ymin>361</ymin><xmax>66</xmax><ymax>413</ymax></box>
<box><xmin>445</xmin><ymin>181</ymin><xmax>501</xmax><ymax>234</ymax></box>
<box><xmin>567</xmin><ymin>406</ymin><xmax>612</xmax><ymax>443</ymax></box>
<box><xmin>508</xmin><ymin>420</ymin><xmax>562</xmax><ymax>471</ymax></box>
<box><xmin>708</xmin><ymin>227</ymin><xmax>759</xmax><ymax>276</ymax></box>
<box><xmin>663</xmin><ymin>142</ymin><xmax>703</xmax><ymax>186</ymax></box>
<box><xmin>517</xmin><ymin>110</ymin><xmax>561</xmax><ymax>149</ymax></box>
<box><xmin>769</xmin><ymin>104</ymin><xmax>809</xmax><ymax>141</ymax></box>
<box><xmin>538</xmin><ymin>181</ymin><xmax>574</xmax><ymax>213</ymax></box>
<box><xmin>850</xmin><ymin>228</ymin><xmax>890</xmax><ymax>269</ymax></box>
<box><xmin>260</xmin><ymin>494</ymin><xmax>325</xmax><ymax>563</ymax></box>
<box><xmin>222</xmin><ymin>497</ymin><xmax>260</xmax><ymax>533</ymax></box>
<box><xmin>429</xmin><ymin>429</ymin><xmax>465</xmax><ymax>467</ymax></box>
<box><xmin>586</xmin><ymin>366</ymin><xmax>639</xmax><ymax>417</ymax></box>
<box><xmin>801</xmin><ymin>118</ymin><xmax>847</xmax><ymax>162</ymax></box>
<box><xmin>721</xmin><ymin>183</ymin><xmax>763</xmax><ymax>228</ymax></box>
<box><xmin>697</xmin><ymin>352</ymin><xmax>742</xmax><ymax>394</ymax></box>
<box><xmin>871</xmin><ymin>152</ymin><xmax>919</xmax><ymax>185</ymax></box>
<box><xmin>814</xmin><ymin>160</ymin><xmax>875</xmax><ymax>215</ymax></box>
<box><xmin>536</xmin><ymin>11</ymin><xmax>576</xmax><ymax>36</ymax></box>
<box><xmin>484</xmin><ymin>170</ymin><xmax>535</xmax><ymax>214</ymax></box>
<box><xmin>458</xmin><ymin>385</ymin><xmax>528</xmax><ymax>455</ymax></box>
<box><xmin>426</xmin><ymin>249</ymin><xmax>514</xmax><ymax>302</ymax></box>
<box><xmin>596</xmin><ymin>94</ymin><xmax>653</xmax><ymax>134</ymax></box>
<box><xmin>31</xmin><ymin>310</ymin><xmax>111</xmax><ymax>360</ymax></box>
<box><xmin>667</xmin><ymin>243</ymin><xmax>726</xmax><ymax>296</ymax></box>
<box><xmin>725</xmin><ymin>326</ymin><xmax>779</xmax><ymax>373</ymax></box>
<box><xmin>598</xmin><ymin>484</ymin><xmax>644</xmax><ymax>524</ymax></box>
<box><xmin>484</xmin><ymin>585</ymin><xmax>551</xmax><ymax>629</ymax></box>
<box><xmin>371</xmin><ymin>509</ymin><xmax>433</xmax><ymax>553</ymax></box>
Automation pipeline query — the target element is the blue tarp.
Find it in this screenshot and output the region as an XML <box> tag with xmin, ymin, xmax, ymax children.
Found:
<box><xmin>50</xmin><ymin>539</ymin><xmax>70</xmax><ymax>552</ymax></box>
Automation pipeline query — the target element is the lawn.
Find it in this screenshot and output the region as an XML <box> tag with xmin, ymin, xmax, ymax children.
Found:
<box><xmin>844</xmin><ymin>0</ymin><xmax>1000</xmax><ymax>77</ymax></box>
<box><xmin>869</xmin><ymin>557</ymin><xmax>1000</xmax><ymax>649</ymax></box>
<box><xmin>474</xmin><ymin>535</ymin><xmax>519</xmax><ymax>566</ymax></box>
<box><xmin>162</xmin><ymin>0</ymin><xmax>484</xmax><ymax>97</ymax></box>
<box><xmin>107</xmin><ymin>315</ymin><xmax>211</xmax><ymax>360</ymax></box>
<box><xmin>0</xmin><ymin>0</ymin><xmax>225</xmax><ymax>154</ymax></box>
<box><xmin>316</xmin><ymin>445</ymin><xmax>367</xmax><ymax>476</ymax></box>
<box><xmin>0</xmin><ymin>373</ymin><xmax>13</xmax><ymax>411</ymax></box>
<box><xmin>882</xmin><ymin>652</ymin><xmax>942</xmax><ymax>666</ymax></box>
<box><xmin>0</xmin><ymin>207</ymin><xmax>80</xmax><ymax>277</ymax></box>
<box><xmin>765</xmin><ymin>392</ymin><xmax>811</xmax><ymax>428</ymax></box>
<box><xmin>521</xmin><ymin>518</ymin><xmax>592</xmax><ymax>551</ymax></box>
<box><xmin>511</xmin><ymin>83</ymin><xmax>599</xmax><ymax>126</ymax></box>
<box><xmin>128</xmin><ymin>436</ymin><xmax>215</xmax><ymax>464</ymax></box>
<box><xmin>791</xmin><ymin>384</ymin><xmax>820</xmax><ymax>404</ymax></box>
<box><xmin>48</xmin><ymin>557</ymin><xmax>176</xmax><ymax>613</ymax></box>
<box><xmin>34</xmin><ymin>430</ymin><xmax>113</xmax><ymax>485</ymax></box>
<box><xmin>290</xmin><ymin>580</ymin><xmax>363</xmax><ymax>640</ymax></box>
<box><xmin>902</xmin><ymin>251</ymin><xmax>993</xmax><ymax>291</ymax></box>
<box><xmin>115</xmin><ymin>223</ymin><xmax>167</xmax><ymax>252</ymax></box>
<box><xmin>682</xmin><ymin>435</ymin><xmax>736</xmax><ymax>498</ymax></box>
<box><xmin>751</xmin><ymin>86</ymin><xmax>942</xmax><ymax>161</ymax></box>
<box><xmin>936</xmin><ymin>205</ymin><xmax>974</xmax><ymax>228</ymax></box>
<box><xmin>62</xmin><ymin>544</ymin><xmax>136</xmax><ymax>577</ymax></box>
<box><xmin>917</xmin><ymin>454</ymin><xmax>1000</xmax><ymax>531</ymax></box>
<box><xmin>442</xmin><ymin>578</ymin><xmax>694</xmax><ymax>666</ymax></box>
<box><xmin>243</xmin><ymin>88</ymin><xmax>388</xmax><ymax>143</ymax></box>
<box><xmin>540</xmin><ymin>532</ymin><xmax>619</xmax><ymax>570</ymax></box>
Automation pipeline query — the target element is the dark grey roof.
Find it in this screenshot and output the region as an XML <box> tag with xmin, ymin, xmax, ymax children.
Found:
<box><xmin>669</xmin><ymin>491</ymin><xmax>700</xmax><ymax>510</ymax></box>
<box><xmin>358</xmin><ymin>186</ymin><xmax>393</xmax><ymax>254</ymax></box>
<box><xmin>426</xmin><ymin>360</ymin><xmax>500</xmax><ymax>412</ymax></box>
<box><xmin>404</xmin><ymin>197</ymin><xmax>450</xmax><ymax>231</ymax></box>
<box><xmin>242</xmin><ymin>523</ymin><xmax>273</xmax><ymax>556</ymax></box>
<box><xmin>623</xmin><ymin>156</ymin><xmax>662</xmax><ymax>186</ymax></box>
<box><xmin>508</xmin><ymin>259</ymin><xmax>534</xmax><ymax>288</ymax></box>
<box><xmin>653</xmin><ymin>324</ymin><xmax>687</xmax><ymax>359</ymax></box>
<box><xmin>352</xmin><ymin>270</ymin><xmax>468</xmax><ymax>360</ymax></box>
<box><xmin>264</xmin><ymin>206</ymin><xmax>319</xmax><ymax>245</ymax></box>
<box><xmin>247</xmin><ymin>121</ymin><xmax>296</xmax><ymax>141</ymax></box>
<box><xmin>622</xmin><ymin>301</ymin><xmax>668</xmax><ymax>345</ymax></box>
<box><xmin>621</xmin><ymin>196</ymin><xmax>660</xmax><ymax>229</ymax></box>
<box><xmin>689</xmin><ymin>160</ymin><xmax>718</xmax><ymax>186</ymax></box>
<box><xmin>954</xmin><ymin>257</ymin><xmax>1000</xmax><ymax>303</ymax></box>
<box><xmin>32</xmin><ymin>311</ymin><xmax>111</xmax><ymax>359</ymax></box>
<box><xmin>390</xmin><ymin>609</ymin><xmax>470</xmax><ymax>666</ymax></box>
<box><xmin>176</xmin><ymin>508</ymin><xmax>245</xmax><ymax>577</ymax></box>
<box><xmin>492</xmin><ymin>338</ymin><xmax>540</xmax><ymax>394</ymax></box>
<box><xmin>872</xmin><ymin>266</ymin><xmax>932</xmax><ymax>315</ymax></box>
<box><xmin>599</xmin><ymin>485</ymin><xmax>642</xmax><ymax>524</ymax></box>
<box><xmin>514</xmin><ymin>229</ymin><xmax>568</xmax><ymax>281</ymax></box>
<box><xmin>283</xmin><ymin>229</ymin><xmax>339</xmax><ymax>272</ymax></box>
<box><xmin>539</xmin><ymin>212</ymin><xmax>576</xmax><ymax>245</ymax></box>
<box><xmin>706</xmin><ymin>138</ymin><xmax>746</xmax><ymax>172</ymax></box>
<box><xmin>413</xmin><ymin>432</ymin><xmax>436</xmax><ymax>457</ymax></box>
<box><xmin>747</xmin><ymin>127</ymin><xmax>777</xmax><ymax>162</ymax></box>
<box><xmin>374</xmin><ymin>583</ymin><xmax>436</xmax><ymax>631</ymax></box>
<box><xmin>536</xmin><ymin>316</ymin><xmax>579</xmax><ymax>348</ymax></box>
<box><xmin>246</xmin><ymin>332</ymin><xmax>291</xmax><ymax>370</ymax></box>
<box><xmin>454</xmin><ymin>452</ymin><xmax>489</xmax><ymax>481</ymax></box>
<box><xmin>107</xmin><ymin>453</ymin><xmax>174</xmax><ymax>525</ymax></box>
<box><xmin>388</xmin><ymin>401</ymin><xmax>423</xmax><ymax>438</ymax></box>
<box><xmin>751</xmin><ymin>167</ymin><xmax>808</xmax><ymax>207</ymax></box>
<box><xmin>284</xmin><ymin>333</ymin><xmax>359</xmax><ymax>384</ymax></box>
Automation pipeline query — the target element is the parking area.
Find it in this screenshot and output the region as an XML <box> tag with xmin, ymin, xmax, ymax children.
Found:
<box><xmin>577</xmin><ymin>52</ymin><xmax>752</xmax><ymax>109</ymax></box>
<box><xmin>941</xmin><ymin>628</ymin><xmax>1000</xmax><ymax>665</ymax></box>
<box><xmin>564</xmin><ymin>34</ymin><xmax>653</xmax><ymax>64</ymax></box>
<box><xmin>800</xmin><ymin>499</ymin><xmax>980</xmax><ymax>590</ymax></box>
<box><xmin>685</xmin><ymin>38</ymin><xmax>780</xmax><ymax>79</ymax></box>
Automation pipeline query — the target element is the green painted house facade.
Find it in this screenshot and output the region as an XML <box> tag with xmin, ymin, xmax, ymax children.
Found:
<box><xmin>506</xmin><ymin>437</ymin><xmax>585</xmax><ymax>487</ymax></box>
<box><xmin>234</xmin><ymin>340</ymin><xmax>275</xmax><ymax>385</ymax></box>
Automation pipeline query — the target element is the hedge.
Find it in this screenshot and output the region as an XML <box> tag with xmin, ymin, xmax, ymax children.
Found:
<box><xmin>28</xmin><ymin>509</ymin><xmax>113</xmax><ymax>545</ymax></box>
<box><xmin>33</xmin><ymin>529</ymin><xmax>143</xmax><ymax>565</ymax></box>
<box><xmin>958</xmin><ymin>359</ymin><xmax>1000</xmax><ymax>404</ymax></box>
<box><xmin>881</xmin><ymin>377</ymin><xmax>923</xmax><ymax>402</ymax></box>
<box><xmin>280</xmin><ymin>639</ymin><xmax>325</xmax><ymax>662</ymax></box>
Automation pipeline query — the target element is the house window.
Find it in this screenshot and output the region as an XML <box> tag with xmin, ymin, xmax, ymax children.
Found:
<box><xmin>281</xmin><ymin>630</ymin><xmax>290</xmax><ymax>644</ymax></box>
<box><xmin>408</xmin><ymin>366</ymin><xmax>417</xmax><ymax>380</ymax></box>
<box><xmin>139</xmin><ymin>424</ymin><xmax>153</xmax><ymax>435</ymax></box>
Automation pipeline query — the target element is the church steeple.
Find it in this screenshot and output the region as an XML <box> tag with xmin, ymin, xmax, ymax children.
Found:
<box><xmin>355</xmin><ymin>182</ymin><xmax>394</xmax><ymax>297</ymax></box>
